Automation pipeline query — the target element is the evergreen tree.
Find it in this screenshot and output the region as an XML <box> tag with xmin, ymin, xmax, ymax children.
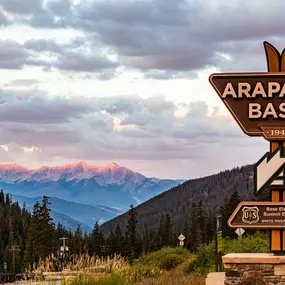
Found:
<box><xmin>126</xmin><ymin>204</ymin><xmax>138</xmax><ymax>260</ymax></box>
<box><xmin>156</xmin><ymin>214</ymin><xmax>165</xmax><ymax>249</ymax></box>
<box><xmin>197</xmin><ymin>201</ymin><xmax>206</xmax><ymax>245</ymax></box>
<box><xmin>89</xmin><ymin>222</ymin><xmax>104</xmax><ymax>256</ymax></box>
<box><xmin>188</xmin><ymin>203</ymin><xmax>198</xmax><ymax>252</ymax></box>
<box><xmin>164</xmin><ymin>214</ymin><xmax>173</xmax><ymax>246</ymax></box>
<box><xmin>114</xmin><ymin>225</ymin><xmax>124</xmax><ymax>254</ymax></box>
<box><xmin>221</xmin><ymin>189</ymin><xmax>241</xmax><ymax>238</ymax></box>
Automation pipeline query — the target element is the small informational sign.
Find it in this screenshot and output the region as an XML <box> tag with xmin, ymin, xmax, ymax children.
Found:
<box><xmin>178</xmin><ymin>234</ymin><xmax>185</xmax><ymax>241</ymax></box>
<box><xmin>228</xmin><ymin>202</ymin><xmax>285</xmax><ymax>228</ymax></box>
<box><xmin>235</xmin><ymin>228</ymin><xmax>245</xmax><ymax>237</ymax></box>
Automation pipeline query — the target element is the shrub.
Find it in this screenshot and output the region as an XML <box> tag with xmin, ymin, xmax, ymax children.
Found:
<box><xmin>186</xmin><ymin>231</ymin><xmax>270</xmax><ymax>274</ymax></box>
<box><xmin>160</xmin><ymin>254</ymin><xmax>185</xmax><ymax>270</ymax></box>
<box><xmin>139</xmin><ymin>247</ymin><xmax>189</xmax><ymax>269</ymax></box>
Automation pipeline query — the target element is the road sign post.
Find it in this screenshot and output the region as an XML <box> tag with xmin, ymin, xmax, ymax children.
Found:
<box><xmin>209</xmin><ymin>41</ymin><xmax>285</xmax><ymax>253</ymax></box>
<box><xmin>178</xmin><ymin>234</ymin><xmax>185</xmax><ymax>247</ymax></box>
<box><xmin>215</xmin><ymin>214</ymin><xmax>223</xmax><ymax>272</ymax></box>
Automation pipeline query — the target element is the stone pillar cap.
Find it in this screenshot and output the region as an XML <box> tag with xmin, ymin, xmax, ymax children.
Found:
<box><xmin>223</xmin><ymin>253</ymin><xmax>285</xmax><ymax>264</ymax></box>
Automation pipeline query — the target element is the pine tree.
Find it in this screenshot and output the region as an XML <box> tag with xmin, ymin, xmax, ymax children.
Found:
<box><xmin>89</xmin><ymin>222</ymin><xmax>104</xmax><ymax>256</ymax></box>
<box><xmin>188</xmin><ymin>203</ymin><xmax>198</xmax><ymax>252</ymax></box>
<box><xmin>164</xmin><ymin>214</ymin><xmax>173</xmax><ymax>246</ymax></box>
<box><xmin>39</xmin><ymin>196</ymin><xmax>55</xmax><ymax>257</ymax></box>
<box><xmin>126</xmin><ymin>204</ymin><xmax>138</xmax><ymax>260</ymax></box>
<box><xmin>221</xmin><ymin>190</ymin><xmax>241</xmax><ymax>238</ymax></box>
<box><xmin>156</xmin><ymin>214</ymin><xmax>165</xmax><ymax>249</ymax></box>
<box><xmin>197</xmin><ymin>201</ymin><xmax>206</xmax><ymax>245</ymax></box>
<box><xmin>114</xmin><ymin>225</ymin><xmax>124</xmax><ymax>254</ymax></box>
<box><xmin>23</xmin><ymin>201</ymin><xmax>41</xmax><ymax>269</ymax></box>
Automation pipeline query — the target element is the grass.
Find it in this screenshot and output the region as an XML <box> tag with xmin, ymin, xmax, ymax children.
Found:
<box><xmin>30</xmin><ymin>232</ymin><xmax>270</xmax><ymax>285</ymax></box>
<box><xmin>60</xmin><ymin>247</ymin><xmax>205</xmax><ymax>285</ymax></box>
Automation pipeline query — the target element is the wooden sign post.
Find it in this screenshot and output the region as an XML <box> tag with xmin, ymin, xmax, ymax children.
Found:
<box><xmin>264</xmin><ymin>43</ymin><xmax>285</xmax><ymax>251</ymax></box>
<box><xmin>209</xmin><ymin>42</ymin><xmax>285</xmax><ymax>253</ymax></box>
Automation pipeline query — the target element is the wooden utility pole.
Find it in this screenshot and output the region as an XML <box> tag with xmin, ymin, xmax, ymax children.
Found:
<box><xmin>264</xmin><ymin>42</ymin><xmax>285</xmax><ymax>251</ymax></box>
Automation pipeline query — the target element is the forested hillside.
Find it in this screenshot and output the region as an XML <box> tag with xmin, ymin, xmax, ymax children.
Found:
<box><xmin>100</xmin><ymin>165</ymin><xmax>255</xmax><ymax>235</ymax></box>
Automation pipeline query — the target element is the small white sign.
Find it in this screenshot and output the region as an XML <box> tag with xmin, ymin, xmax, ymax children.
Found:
<box><xmin>235</xmin><ymin>228</ymin><xmax>245</xmax><ymax>237</ymax></box>
<box><xmin>178</xmin><ymin>234</ymin><xmax>185</xmax><ymax>241</ymax></box>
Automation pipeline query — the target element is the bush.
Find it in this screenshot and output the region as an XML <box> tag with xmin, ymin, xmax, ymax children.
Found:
<box><xmin>186</xmin><ymin>231</ymin><xmax>270</xmax><ymax>274</ymax></box>
<box><xmin>139</xmin><ymin>247</ymin><xmax>189</xmax><ymax>269</ymax></box>
<box><xmin>160</xmin><ymin>254</ymin><xmax>185</xmax><ymax>270</ymax></box>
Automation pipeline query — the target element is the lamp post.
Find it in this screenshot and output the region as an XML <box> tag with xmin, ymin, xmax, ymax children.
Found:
<box><xmin>59</xmin><ymin>238</ymin><xmax>69</xmax><ymax>271</ymax></box>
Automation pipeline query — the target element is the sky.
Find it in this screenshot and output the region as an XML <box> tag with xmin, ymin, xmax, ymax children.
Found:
<box><xmin>0</xmin><ymin>0</ymin><xmax>284</xmax><ymax>179</ymax></box>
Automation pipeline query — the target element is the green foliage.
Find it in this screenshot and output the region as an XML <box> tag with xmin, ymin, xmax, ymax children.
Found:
<box><xmin>93</xmin><ymin>275</ymin><xmax>125</xmax><ymax>285</ymax></box>
<box><xmin>159</xmin><ymin>254</ymin><xmax>184</xmax><ymax>270</ymax></box>
<box><xmin>64</xmin><ymin>274</ymin><xmax>125</xmax><ymax>285</ymax></box>
<box><xmin>138</xmin><ymin>247</ymin><xmax>189</xmax><ymax>270</ymax></box>
<box><xmin>223</xmin><ymin>231</ymin><xmax>269</xmax><ymax>254</ymax></box>
<box><xmin>184</xmin><ymin>231</ymin><xmax>270</xmax><ymax>274</ymax></box>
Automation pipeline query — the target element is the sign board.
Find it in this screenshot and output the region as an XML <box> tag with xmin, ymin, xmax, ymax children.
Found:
<box><xmin>235</xmin><ymin>228</ymin><xmax>245</xmax><ymax>237</ymax></box>
<box><xmin>228</xmin><ymin>202</ymin><xmax>285</xmax><ymax>229</ymax></box>
<box><xmin>209</xmin><ymin>73</ymin><xmax>285</xmax><ymax>140</ymax></box>
<box><xmin>179</xmin><ymin>240</ymin><xmax>184</xmax><ymax>247</ymax></box>
<box><xmin>255</xmin><ymin>145</ymin><xmax>285</xmax><ymax>194</ymax></box>
<box><xmin>178</xmin><ymin>234</ymin><xmax>185</xmax><ymax>241</ymax></box>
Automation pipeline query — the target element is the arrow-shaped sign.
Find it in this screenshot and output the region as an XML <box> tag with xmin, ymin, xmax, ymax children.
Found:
<box><xmin>255</xmin><ymin>145</ymin><xmax>285</xmax><ymax>194</ymax></box>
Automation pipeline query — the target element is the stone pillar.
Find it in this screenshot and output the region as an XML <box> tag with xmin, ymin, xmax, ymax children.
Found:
<box><xmin>223</xmin><ymin>253</ymin><xmax>285</xmax><ymax>285</ymax></box>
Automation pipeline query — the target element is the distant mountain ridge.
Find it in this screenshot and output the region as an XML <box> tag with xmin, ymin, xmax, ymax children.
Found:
<box><xmin>0</xmin><ymin>161</ymin><xmax>183</xmax><ymax>231</ymax></box>
<box><xmin>100</xmin><ymin>165</ymin><xmax>254</xmax><ymax>235</ymax></box>
<box><xmin>10</xmin><ymin>194</ymin><xmax>122</xmax><ymax>233</ymax></box>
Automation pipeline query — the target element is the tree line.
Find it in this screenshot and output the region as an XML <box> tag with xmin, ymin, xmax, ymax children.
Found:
<box><xmin>0</xmin><ymin>188</ymin><xmax>245</xmax><ymax>273</ymax></box>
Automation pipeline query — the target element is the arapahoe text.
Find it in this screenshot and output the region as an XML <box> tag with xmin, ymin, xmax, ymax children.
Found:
<box><xmin>222</xmin><ymin>82</ymin><xmax>285</xmax><ymax>119</ymax></box>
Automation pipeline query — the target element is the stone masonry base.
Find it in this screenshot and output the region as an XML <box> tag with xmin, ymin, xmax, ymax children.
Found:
<box><xmin>223</xmin><ymin>253</ymin><xmax>285</xmax><ymax>285</ymax></box>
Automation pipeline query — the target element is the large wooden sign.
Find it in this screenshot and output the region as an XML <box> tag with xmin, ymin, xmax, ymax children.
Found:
<box><xmin>209</xmin><ymin>41</ymin><xmax>285</xmax><ymax>252</ymax></box>
<box><xmin>209</xmin><ymin>73</ymin><xmax>285</xmax><ymax>140</ymax></box>
<box><xmin>228</xmin><ymin>202</ymin><xmax>285</xmax><ymax>229</ymax></box>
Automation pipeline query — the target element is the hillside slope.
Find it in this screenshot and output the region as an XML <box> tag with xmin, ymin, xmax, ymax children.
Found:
<box><xmin>100</xmin><ymin>165</ymin><xmax>254</xmax><ymax>235</ymax></box>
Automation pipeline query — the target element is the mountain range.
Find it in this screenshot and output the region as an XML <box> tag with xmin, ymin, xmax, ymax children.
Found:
<box><xmin>0</xmin><ymin>161</ymin><xmax>183</xmax><ymax>232</ymax></box>
<box><xmin>100</xmin><ymin>165</ymin><xmax>255</xmax><ymax>235</ymax></box>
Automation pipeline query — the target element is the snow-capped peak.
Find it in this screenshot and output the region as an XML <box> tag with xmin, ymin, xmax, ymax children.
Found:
<box><xmin>0</xmin><ymin>161</ymin><xmax>146</xmax><ymax>186</ymax></box>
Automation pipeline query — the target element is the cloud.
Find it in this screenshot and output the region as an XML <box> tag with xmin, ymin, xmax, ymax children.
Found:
<box><xmin>0</xmin><ymin>39</ymin><xmax>118</xmax><ymax>74</ymax></box>
<box><xmin>0</xmin><ymin>0</ymin><xmax>43</xmax><ymax>15</ymax></box>
<box><xmin>0</xmin><ymin>89</ymin><xmax>94</xmax><ymax>123</ymax></box>
<box><xmin>2</xmin><ymin>0</ymin><xmax>285</xmax><ymax>77</ymax></box>
<box><xmin>0</xmin><ymin>88</ymin><xmax>245</xmax><ymax>161</ymax></box>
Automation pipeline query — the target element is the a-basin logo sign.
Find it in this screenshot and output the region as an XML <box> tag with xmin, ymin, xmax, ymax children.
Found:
<box><xmin>209</xmin><ymin>44</ymin><xmax>285</xmax><ymax>142</ymax></box>
<box><xmin>209</xmin><ymin>73</ymin><xmax>285</xmax><ymax>140</ymax></box>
